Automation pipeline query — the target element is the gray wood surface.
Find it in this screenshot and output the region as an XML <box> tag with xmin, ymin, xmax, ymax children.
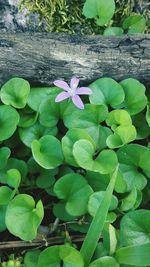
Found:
<box><xmin>0</xmin><ymin>33</ymin><xmax>149</xmax><ymax>87</ymax></box>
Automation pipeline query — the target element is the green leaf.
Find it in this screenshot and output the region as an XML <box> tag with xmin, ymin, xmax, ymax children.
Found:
<box><xmin>119</xmin><ymin>209</ymin><xmax>150</xmax><ymax>246</ymax></box>
<box><xmin>54</xmin><ymin>173</ymin><xmax>93</xmax><ymax>216</ymax></box>
<box><xmin>1</xmin><ymin>78</ymin><xmax>30</xmax><ymax>109</ymax></box>
<box><xmin>6</xmin><ymin>158</ymin><xmax>28</xmax><ymax>182</ymax></box>
<box><xmin>6</xmin><ymin>194</ymin><xmax>44</xmax><ymax>241</ymax></box>
<box><xmin>38</xmin><ymin>245</ymin><xmax>84</xmax><ymax>267</ymax></box>
<box><xmin>117</xmin><ymin>144</ymin><xmax>150</xmax><ymax>178</ymax></box>
<box><xmin>89</xmin><ymin>78</ymin><xmax>124</xmax><ymax>107</ymax></box>
<box><xmin>36</xmin><ymin>169</ymin><xmax>56</xmax><ymax>189</ymax></box>
<box><xmin>120</xmin><ymin>78</ymin><xmax>147</xmax><ymax>115</ymax></box>
<box><xmin>104</xmin><ymin>27</ymin><xmax>124</xmax><ymax>36</ymax></box>
<box><xmin>103</xmin><ymin>224</ymin><xmax>117</xmax><ymax>255</ymax></box>
<box><xmin>27</xmin><ymin>87</ymin><xmax>52</xmax><ymax>111</ymax></box>
<box><xmin>73</xmin><ymin>139</ymin><xmax>118</xmax><ymax>174</ymax></box>
<box><xmin>96</xmin><ymin>0</ymin><xmax>115</xmax><ymax>26</ymax></box>
<box><xmin>117</xmin><ymin>164</ymin><xmax>147</xmax><ymax>192</ymax></box>
<box><xmin>0</xmin><ymin>205</ymin><xmax>7</xmax><ymax>232</ymax></box>
<box><xmin>31</xmin><ymin>135</ymin><xmax>64</xmax><ymax>169</ymax></box>
<box><xmin>18</xmin><ymin>106</ymin><xmax>38</xmax><ymax>128</ymax></box>
<box><xmin>146</xmin><ymin>103</ymin><xmax>150</xmax><ymax>126</ymax></box>
<box><xmin>80</xmin><ymin>165</ymin><xmax>119</xmax><ymax>266</ymax></box>
<box><xmin>83</xmin><ymin>0</ymin><xmax>98</xmax><ymax>18</ymax></box>
<box><xmin>0</xmin><ymin>147</ymin><xmax>11</xmax><ymax>169</ymax></box>
<box><xmin>89</xmin><ymin>256</ymin><xmax>119</xmax><ymax>267</ymax></box>
<box><xmin>106</xmin><ymin>110</ymin><xmax>136</xmax><ymax>148</ymax></box>
<box><xmin>132</xmin><ymin>113</ymin><xmax>150</xmax><ymax>140</ymax></box>
<box><xmin>63</xmin><ymin>104</ymin><xmax>108</xmax><ymax>146</ymax></box>
<box><xmin>116</xmin><ymin>243</ymin><xmax>150</xmax><ymax>266</ymax></box>
<box><xmin>19</xmin><ymin>122</ymin><xmax>57</xmax><ymax>148</ymax></box>
<box><xmin>6</xmin><ymin>169</ymin><xmax>21</xmax><ymax>189</ymax></box>
<box><xmin>88</xmin><ymin>192</ymin><xmax>118</xmax><ymax>217</ymax></box>
<box><xmin>119</xmin><ymin>187</ymin><xmax>137</xmax><ymax>211</ymax></box>
<box><xmin>39</xmin><ymin>93</ymin><xmax>59</xmax><ymax>128</ymax></box>
<box><xmin>122</xmin><ymin>15</ymin><xmax>146</xmax><ymax>33</ymax></box>
<box><xmin>62</xmin><ymin>128</ymin><xmax>95</xmax><ymax>167</ymax></box>
<box><xmin>53</xmin><ymin>202</ymin><xmax>76</xmax><ymax>221</ymax></box>
<box><xmin>0</xmin><ymin>186</ymin><xmax>13</xmax><ymax>205</ymax></box>
<box><xmin>0</xmin><ymin>105</ymin><xmax>19</xmax><ymax>141</ymax></box>
<box><xmin>24</xmin><ymin>250</ymin><xmax>41</xmax><ymax>267</ymax></box>
<box><xmin>85</xmin><ymin>171</ymin><xmax>110</xmax><ymax>191</ymax></box>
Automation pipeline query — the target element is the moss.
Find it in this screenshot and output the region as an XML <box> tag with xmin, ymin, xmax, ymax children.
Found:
<box><xmin>19</xmin><ymin>0</ymin><xmax>150</xmax><ymax>34</ymax></box>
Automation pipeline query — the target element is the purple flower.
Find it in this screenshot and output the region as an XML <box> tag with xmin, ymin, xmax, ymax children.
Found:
<box><xmin>53</xmin><ymin>77</ymin><xmax>92</xmax><ymax>109</ymax></box>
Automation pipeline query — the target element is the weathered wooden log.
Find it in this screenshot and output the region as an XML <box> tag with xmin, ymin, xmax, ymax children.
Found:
<box><xmin>0</xmin><ymin>33</ymin><xmax>149</xmax><ymax>86</ymax></box>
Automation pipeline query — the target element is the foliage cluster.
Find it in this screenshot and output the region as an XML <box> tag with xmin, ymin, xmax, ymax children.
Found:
<box><xmin>19</xmin><ymin>0</ymin><xmax>150</xmax><ymax>34</ymax></box>
<box><xmin>0</xmin><ymin>76</ymin><xmax>150</xmax><ymax>266</ymax></box>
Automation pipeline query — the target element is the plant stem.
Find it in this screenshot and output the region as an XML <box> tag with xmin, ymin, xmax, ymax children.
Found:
<box><xmin>80</xmin><ymin>165</ymin><xmax>119</xmax><ymax>266</ymax></box>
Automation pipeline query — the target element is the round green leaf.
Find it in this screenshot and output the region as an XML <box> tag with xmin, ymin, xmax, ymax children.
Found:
<box><xmin>117</xmin><ymin>144</ymin><xmax>150</xmax><ymax>178</ymax></box>
<box><xmin>119</xmin><ymin>187</ymin><xmax>137</xmax><ymax>212</ymax></box>
<box><xmin>36</xmin><ymin>169</ymin><xmax>56</xmax><ymax>189</ymax></box>
<box><xmin>96</xmin><ymin>0</ymin><xmax>115</xmax><ymax>26</ymax></box>
<box><xmin>104</xmin><ymin>27</ymin><xmax>124</xmax><ymax>36</ymax></box>
<box><xmin>62</xmin><ymin>128</ymin><xmax>96</xmax><ymax>167</ymax></box>
<box><xmin>123</xmin><ymin>15</ymin><xmax>146</xmax><ymax>33</ymax></box>
<box><xmin>120</xmin><ymin>209</ymin><xmax>150</xmax><ymax>246</ymax></box>
<box><xmin>6</xmin><ymin>169</ymin><xmax>21</xmax><ymax>189</ymax></box>
<box><xmin>146</xmin><ymin>103</ymin><xmax>150</xmax><ymax>126</ymax></box>
<box><xmin>39</xmin><ymin>94</ymin><xmax>60</xmax><ymax>128</ymax></box>
<box><xmin>89</xmin><ymin>256</ymin><xmax>119</xmax><ymax>267</ymax></box>
<box><xmin>0</xmin><ymin>105</ymin><xmax>19</xmax><ymax>141</ymax></box>
<box><xmin>0</xmin><ymin>147</ymin><xmax>11</xmax><ymax>169</ymax></box>
<box><xmin>73</xmin><ymin>139</ymin><xmax>118</xmax><ymax>174</ymax></box>
<box><xmin>31</xmin><ymin>135</ymin><xmax>64</xmax><ymax>169</ymax></box>
<box><xmin>19</xmin><ymin>122</ymin><xmax>57</xmax><ymax>148</ymax></box>
<box><xmin>132</xmin><ymin>113</ymin><xmax>150</xmax><ymax>140</ymax></box>
<box><xmin>6</xmin><ymin>194</ymin><xmax>44</xmax><ymax>241</ymax></box>
<box><xmin>53</xmin><ymin>202</ymin><xmax>76</xmax><ymax>222</ymax></box>
<box><xmin>83</xmin><ymin>0</ymin><xmax>98</xmax><ymax>18</ymax></box>
<box><xmin>63</xmin><ymin>104</ymin><xmax>108</xmax><ymax>147</ymax></box>
<box><xmin>38</xmin><ymin>245</ymin><xmax>84</xmax><ymax>267</ymax></box>
<box><xmin>106</xmin><ymin>110</ymin><xmax>136</xmax><ymax>148</ymax></box>
<box><xmin>6</xmin><ymin>158</ymin><xmax>28</xmax><ymax>181</ymax></box>
<box><xmin>0</xmin><ymin>205</ymin><xmax>7</xmax><ymax>232</ymax></box>
<box><xmin>88</xmin><ymin>191</ymin><xmax>118</xmax><ymax>217</ymax></box>
<box><xmin>18</xmin><ymin>106</ymin><xmax>38</xmax><ymax>128</ymax></box>
<box><xmin>24</xmin><ymin>250</ymin><xmax>41</xmax><ymax>267</ymax></box>
<box><xmin>27</xmin><ymin>87</ymin><xmax>52</xmax><ymax>111</ymax></box>
<box><xmin>0</xmin><ymin>186</ymin><xmax>13</xmax><ymax>205</ymax></box>
<box><xmin>89</xmin><ymin>78</ymin><xmax>124</xmax><ymax>107</ymax></box>
<box><xmin>54</xmin><ymin>173</ymin><xmax>93</xmax><ymax>216</ymax></box>
<box><xmin>117</xmin><ymin>164</ymin><xmax>147</xmax><ymax>192</ymax></box>
<box><xmin>85</xmin><ymin>171</ymin><xmax>110</xmax><ymax>191</ymax></box>
<box><xmin>1</xmin><ymin>78</ymin><xmax>30</xmax><ymax>109</ymax></box>
<box><xmin>120</xmin><ymin>78</ymin><xmax>147</xmax><ymax>115</ymax></box>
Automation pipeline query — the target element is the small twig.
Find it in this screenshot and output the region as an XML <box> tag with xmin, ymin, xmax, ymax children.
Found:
<box><xmin>0</xmin><ymin>235</ymin><xmax>85</xmax><ymax>250</ymax></box>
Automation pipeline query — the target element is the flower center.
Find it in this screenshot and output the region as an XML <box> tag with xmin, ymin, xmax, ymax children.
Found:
<box><xmin>69</xmin><ymin>88</ymin><xmax>76</xmax><ymax>96</ymax></box>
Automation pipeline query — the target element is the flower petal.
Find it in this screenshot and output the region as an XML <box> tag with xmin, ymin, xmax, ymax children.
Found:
<box><xmin>72</xmin><ymin>95</ymin><xmax>84</xmax><ymax>109</ymax></box>
<box><xmin>76</xmin><ymin>87</ymin><xmax>92</xmax><ymax>95</ymax></box>
<box><xmin>70</xmin><ymin>77</ymin><xmax>80</xmax><ymax>90</ymax></box>
<box><xmin>53</xmin><ymin>80</ymin><xmax>70</xmax><ymax>91</ymax></box>
<box><xmin>55</xmin><ymin>92</ymin><xmax>70</xmax><ymax>102</ymax></box>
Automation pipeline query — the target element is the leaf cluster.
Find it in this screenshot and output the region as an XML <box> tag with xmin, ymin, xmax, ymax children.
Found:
<box><xmin>0</xmin><ymin>76</ymin><xmax>150</xmax><ymax>266</ymax></box>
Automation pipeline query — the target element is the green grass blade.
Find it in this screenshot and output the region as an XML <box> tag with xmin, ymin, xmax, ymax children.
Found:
<box><xmin>80</xmin><ymin>165</ymin><xmax>119</xmax><ymax>266</ymax></box>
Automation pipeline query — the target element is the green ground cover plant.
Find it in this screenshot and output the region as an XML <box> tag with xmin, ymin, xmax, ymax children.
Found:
<box><xmin>0</xmin><ymin>76</ymin><xmax>150</xmax><ymax>266</ymax></box>
<box><xmin>20</xmin><ymin>0</ymin><xmax>150</xmax><ymax>34</ymax></box>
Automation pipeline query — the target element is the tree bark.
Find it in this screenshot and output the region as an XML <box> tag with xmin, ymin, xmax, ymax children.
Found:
<box><xmin>0</xmin><ymin>33</ymin><xmax>149</xmax><ymax>87</ymax></box>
